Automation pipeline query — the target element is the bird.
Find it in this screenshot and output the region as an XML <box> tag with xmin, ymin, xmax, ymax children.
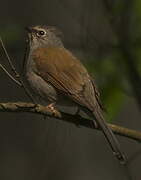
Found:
<box><xmin>24</xmin><ymin>25</ymin><xmax>126</xmax><ymax>164</ymax></box>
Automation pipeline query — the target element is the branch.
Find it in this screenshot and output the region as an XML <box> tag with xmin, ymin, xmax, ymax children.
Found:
<box><xmin>0</xmin><ymin>102</ymin><xmax>141</xmax><ymax>142</ymax></box>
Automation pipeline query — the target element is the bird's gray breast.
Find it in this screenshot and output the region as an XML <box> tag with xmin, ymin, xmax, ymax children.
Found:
<box><xmin>25</xmin><ymin>52</ymin><xmax>57</xmax><ymax>103</ymax></box>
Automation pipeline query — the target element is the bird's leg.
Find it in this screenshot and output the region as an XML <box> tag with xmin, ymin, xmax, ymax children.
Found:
<box><xmin>45</xmin><ymin>103</ymin><xmax>61</xmax><ymax>118</ymax></box>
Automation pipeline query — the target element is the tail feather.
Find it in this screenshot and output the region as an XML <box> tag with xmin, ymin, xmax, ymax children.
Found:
<box><xmin>93</xmin><ymin>109</ymin><xmax>127</xmax><ymax>164</ymax></box>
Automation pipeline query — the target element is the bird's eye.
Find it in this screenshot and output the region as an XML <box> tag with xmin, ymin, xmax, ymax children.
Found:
<box><xmin>37</xmin><ymin>30</ymin><xmax>46</xmax><ymax>36</ymax></box>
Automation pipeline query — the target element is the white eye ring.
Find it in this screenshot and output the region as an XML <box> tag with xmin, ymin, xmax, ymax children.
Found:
<box><xmin>37</xmin><ymin>30</ymin><xmax>46</xmax><ymax>37</ymax></box>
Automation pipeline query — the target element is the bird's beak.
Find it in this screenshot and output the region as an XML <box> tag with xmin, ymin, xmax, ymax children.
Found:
<box><xmin>25</xmin><ymin>26</ymin><xmax>33</xmax><ymax>33</ymax></box>
<box><xmin>25</xmin><ymin>26</ymin><xmax>34</xmax><ymax>44</ymax></box>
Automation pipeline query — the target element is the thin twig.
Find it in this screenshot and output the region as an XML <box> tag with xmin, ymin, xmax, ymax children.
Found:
<box><xmin>0</xmin><ymin>102</ymin><xmax>141</xmax><ymax>143</ymax></box>
<box><xmin>0</xmin><ymin>64</ymin><xmax>22</xmax><ymax>86</ymax></box>
<box><xmin>0</xmin><ymin>37</ymin><xmax>19</xmax><ymax>78</ymax></box>
<box><xmin>0</xmin><ymin>36</ymin><xmax>36</xmax><ymax>103</ymax></box>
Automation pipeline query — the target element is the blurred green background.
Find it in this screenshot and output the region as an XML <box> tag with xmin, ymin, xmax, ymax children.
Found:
<box><xmin>0</xmin><ymin>0</ymin><xmax>141</xmax><ymax>180</ymax></box>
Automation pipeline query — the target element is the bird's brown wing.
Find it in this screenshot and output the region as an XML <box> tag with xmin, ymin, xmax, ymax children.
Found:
<box><xmin>32</xmin><ymin>47</ymin><xmax>98</xmax><ymax>111</ymax></box>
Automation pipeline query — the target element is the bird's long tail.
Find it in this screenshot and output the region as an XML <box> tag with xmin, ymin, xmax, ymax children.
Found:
<box><xmin>92</xmin><ymin>109</ymin><xmax>127</xmax><ymax>164</ymax></box>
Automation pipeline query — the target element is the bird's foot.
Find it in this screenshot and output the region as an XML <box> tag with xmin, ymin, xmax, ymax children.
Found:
<box><xmin>46</xmin><ymin>103</ymin><xmax>61</xmax><ymax>118</ymax></box>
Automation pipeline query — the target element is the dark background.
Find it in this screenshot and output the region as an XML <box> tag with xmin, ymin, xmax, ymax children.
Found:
<box><xmin>0</xmin><ymin>0</ymin><xmax>141</xmax><ymax>179</ymax></box>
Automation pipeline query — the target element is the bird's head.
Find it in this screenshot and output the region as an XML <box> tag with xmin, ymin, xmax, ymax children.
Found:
<box><xmin>25</xmin><ymin>25</ymin><xmax>63</xmax><ymax>49</ymax></box>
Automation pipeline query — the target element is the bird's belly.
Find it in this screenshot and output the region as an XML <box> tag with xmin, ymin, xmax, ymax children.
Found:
<box><xmin>26</xmin><ymin>71</ymin><xmax>57</xmax><ymax>103</ymax></box>
<box><xmin>26</xmin><ymin>71</ymin><xmax>76</xmax><ymax>108</ymax></box>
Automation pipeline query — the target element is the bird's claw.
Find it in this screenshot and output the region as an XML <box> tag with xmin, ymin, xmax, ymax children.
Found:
<box><xmin>46</xmin><ymin>103</ymin><xmax>61</xmax><ymax>118</ymax></box>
